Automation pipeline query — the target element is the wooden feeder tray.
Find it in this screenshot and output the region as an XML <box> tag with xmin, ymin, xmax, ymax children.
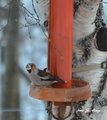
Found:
<box><xmin>29</xmin><ymin>79</ymin><xmax>92</xmax><ymax>102</ymax></box>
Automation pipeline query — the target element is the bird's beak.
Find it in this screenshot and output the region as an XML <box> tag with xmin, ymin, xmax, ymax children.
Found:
<box><xmin>26</xmin><ymin>67</ymin><xmax>31</xmax><ymax>73</ymax></box>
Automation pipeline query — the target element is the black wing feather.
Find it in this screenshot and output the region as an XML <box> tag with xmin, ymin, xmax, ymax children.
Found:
<box><xmin>38</xmin><ymin>69</ymin><xmax>64</xmax><ymax>82</ymax></box>
<box><xmin>37</xmin><ymin>70</ymin><xmax>47</xmax><ymax>77</ymax></box>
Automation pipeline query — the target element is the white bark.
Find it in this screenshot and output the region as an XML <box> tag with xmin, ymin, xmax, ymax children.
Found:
<box><xmin>73</xmin><ymin>0</ymin><xmax>101</xmax><ymax>61</ymax></box>
<box><xmin>74</xmin><ymin>0</ymin><xmax>100</xmax><ymax>41</ymax></box>
<box><xmin>73</xmin><ymin>1</ymin><xmax>107</xmax><ymax>120</ymax></box>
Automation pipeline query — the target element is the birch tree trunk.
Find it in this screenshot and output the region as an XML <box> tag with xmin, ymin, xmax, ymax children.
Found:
<box><xmin>2</xmin><ymin>0</ymin><xmax>20</xmax><ymax>120</ymax></box>
<box><xmin>72</xmin><ymin>0</ymin><xmax>107</xmax><ymax>120</ymax></box>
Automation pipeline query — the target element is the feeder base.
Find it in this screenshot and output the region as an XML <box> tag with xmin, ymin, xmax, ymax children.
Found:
<box><xmin>29</xmin><ymin>79</ymin><xmax>92</xmax><ymax>102</ymax></box>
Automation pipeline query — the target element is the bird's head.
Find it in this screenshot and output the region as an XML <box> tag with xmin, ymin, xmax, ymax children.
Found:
<box><xmin>26</xmin><ymin>63</ymin><xmax>37</xmax><ymax>73</ymax></box>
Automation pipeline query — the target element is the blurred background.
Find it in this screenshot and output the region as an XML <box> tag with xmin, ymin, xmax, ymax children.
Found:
<box><xmin>0</xmin><ymin>0</ymin><xmax>49</xmax><ymax>120</ymax></box>
<box><xmin>0</xmin><ymin>0</ymin><xmax>107</xmax><ymax>120</ymax></box>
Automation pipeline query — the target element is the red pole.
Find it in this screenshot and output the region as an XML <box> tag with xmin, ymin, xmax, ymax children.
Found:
<box><xmin>48</xmin><ymin>0</ymin><xmax>73</xmax><ymax>88</ymax></box>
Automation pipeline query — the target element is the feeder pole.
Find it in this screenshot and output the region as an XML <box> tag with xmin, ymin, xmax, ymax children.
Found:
<box><xmin>48</xmin><ymin>0</ymin><xmax>73</xmax><ymax>87</ymax></box>
<box><xmin>48</xmin><ymin>0</ymin><xmax>73</xmax><ymax>119</ymax></box>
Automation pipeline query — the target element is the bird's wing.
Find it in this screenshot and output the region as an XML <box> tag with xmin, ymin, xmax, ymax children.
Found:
<box><xmin>41</xmin><ymin>76</ymin><xmax>65</xmax><ymax>83</ymax></box>
<box><xmin>37</xmin><ymin>69</ymin><xmax>49</xmax><ymax>77</ymax></box>
<box><xmin>38</xmin><ymin>69</ymin><xmax>65</xmax><ymax>82</ymax></box>
<box><xmin>41</xmin><ymin>75</ymin><xmax>64</xmax><ymax>82</ymax></box>
<box><xmin>43</xmin><ymin>68</ymin><xmax>48</xmax><ymax>72</ymax></box>
<box><xmin>37</xmin><ymin>69</ymin><xmax>56</xmax><ymax>81</ymax></box>
<box><xmin>40</xmin><ymin>76</ymin><xmax>55</xmax><ymax>81</ymax></box>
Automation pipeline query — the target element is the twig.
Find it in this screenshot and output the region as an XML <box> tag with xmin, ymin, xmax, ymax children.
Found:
<box><xmin>32</xmin><ymin>0</ymin><xmax>40</xmax><ymax>22</ymax></box>
<box><xmin>103</xmin><ymin>1</ymin><xmax>107</xmax><ymax>4</ymax></box>
<box><xmin>20</xmin><ymin>1</ymin><xmax>48</xmax><ymax>39</ymax></box>
<box><xmin>19</xmin><ymin>23</ymin><xmax>38</xmax><ymax>28</ymax></box>
<box><xmin>23</xmin><ymin>9</ymin><xmax>32</xmax><ymax>39</ymax></box>
<box><xmin>19</xmin><ymin>2</ymin><xmax>39</xmax><ymax>22</ymax></box>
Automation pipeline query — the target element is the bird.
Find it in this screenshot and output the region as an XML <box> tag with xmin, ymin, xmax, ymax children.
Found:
<box><xmin>26</xmin><ymin>63</ymin><xmax>65</xmax><ymax>86</ymax></box>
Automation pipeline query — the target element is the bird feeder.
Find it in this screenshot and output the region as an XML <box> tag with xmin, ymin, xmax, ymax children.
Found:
<box><xmin>29</xmin><ymin>0</ymin><xmax>91</xmax><ymax>104</ymax></box>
